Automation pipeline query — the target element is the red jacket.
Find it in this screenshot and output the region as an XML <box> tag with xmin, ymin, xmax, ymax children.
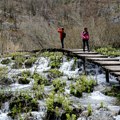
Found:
<box><xmin>81</xmin><ymin>31</ymin><xmax>89</xmax><ymax>40</ymax></box>
<box><xmin>58</xmin><ymin>28</ymin><xmax>63</xmax><ymax>40</ymax></box>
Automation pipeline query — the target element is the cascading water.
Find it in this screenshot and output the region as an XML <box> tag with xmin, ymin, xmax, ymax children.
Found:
<box><xmin>0</xmin><ymin>53</ymin><xmax>120</xmax><ymax>120</ymax></box>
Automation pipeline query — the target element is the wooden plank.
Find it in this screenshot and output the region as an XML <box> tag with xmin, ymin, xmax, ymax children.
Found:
<box><xmin>93</xmin><ymin>61</ymin><xmax>120</xmax><ymax>66</ymax></box>
<box><xmin>87</xmin><ymin>58</ymin><xmax>120</xmax><ymax>61</ymax></box>
<box><xmin>73</xmin><ymin>51</ymin><xmax>98</xmax><ymax>54</ymax></box>
<box><xmin>65</xmin><ymin>49</ymin><xmax>84</xmax><ymax>51</ymax></box>
<box><xmin>103</xmin><ymin>66</ymin><xmax>120</xmax><ymax>72</ymax></box>
<box><xmin>78</xmin><ymin>54</ymin><xmax>108</xmax><ymax>58</ymax></box>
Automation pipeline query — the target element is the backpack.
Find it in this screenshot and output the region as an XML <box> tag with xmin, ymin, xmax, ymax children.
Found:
<box><xmin>62</xmin><ymin>32</ymin><xmax>66</xmax><ymax>38</ymax></box>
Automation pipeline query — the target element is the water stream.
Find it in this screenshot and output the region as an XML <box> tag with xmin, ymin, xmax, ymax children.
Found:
<box><xmin>0</xmin><ymin>55</ymin><xmax>120</xmax><ymax>120</ymax></box>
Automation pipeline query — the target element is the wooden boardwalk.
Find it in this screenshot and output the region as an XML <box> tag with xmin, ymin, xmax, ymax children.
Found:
<box><xmin>41</xmin><ymin>48</ymin><xmax>120</xmax><ymax>82</ymax></box>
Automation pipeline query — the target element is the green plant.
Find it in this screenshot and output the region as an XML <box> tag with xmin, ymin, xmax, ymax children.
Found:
<box><xmin>48</xmin><ymin>69</ymin><xmax>63</xmax><ymax>79</ymax></box>
<box><xmin>87</xmin><ymin>104</ymin><xmax>92</xmax><ymax>116</ymax></box>
<box><xmin>70</xmin><ymin>76</ymin><xmax>96</xmax><ymax>97</ymax></box>
<box><xmin>0</xmin><ymin>67</ymin><xmax>8</xmax><ymax>79</ymax></box>
<box><xmin>25</xmin><ymin>57</ymin><xmax>37</xmax><ymax>68</ymax></box>
<box><xmin>8</xmin><ymin>93</ymin><xmax>39</xmax><ymax>118</ymax></box>
<box><xmin>21</xmin><ymin>70</ymin><xmax>31</xmax><ymax>78</ymax></box>
<box><xmin>32</xmin><ymin>72</ymin><xmax>48</xmax><ymax>85</ymax></box>
<box><xmin>52</xmin><ymin>78</ymin><xmax>66</xmax><ymax>92</ymax></box>
<box><xmin>34</xmin><ymin>85</ymin><xmax>44</xmax><ymax>99</ymax></box>
<box><xmin>100</xmin><ymin>102</ymin><xmax>104</xmax><ymax>108</ymax></box>
<box><xmin>66</xmin><ymin>114</ymin><xmax>77</xmax><ymax>120</ymax></box>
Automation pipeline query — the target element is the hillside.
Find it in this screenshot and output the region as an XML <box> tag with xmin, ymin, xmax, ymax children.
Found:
<box><xmin>0</xmin><ymin>0</ymin><xmax>120</xmax><ymax>53</ymax></box>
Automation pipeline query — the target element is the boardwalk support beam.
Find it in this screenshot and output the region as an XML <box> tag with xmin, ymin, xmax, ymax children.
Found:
<box><xmin>106</xmin><ymin>70</ymin><xmax>109</xmax><ymax>83</ymax></box>
<box><xmin>83</xmin><ymin>58</ymin><xmax>86</xmax><ymax>74</ymax></box>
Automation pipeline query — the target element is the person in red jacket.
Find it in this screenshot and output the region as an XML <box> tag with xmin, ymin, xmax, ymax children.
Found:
<box><xmin>58</xmin><ymin>27</ymin><xmax>66</xmax><ymax>48</ymax></box>
<box><xmin>81</xmin><ymin>27</ymin><xmax>90</xmax><ymax>52</ymax></box>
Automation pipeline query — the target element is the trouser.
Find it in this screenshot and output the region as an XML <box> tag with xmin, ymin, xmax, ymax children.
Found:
<box><xmin>61</xmin><ymin>39</ymin><xmax>64</xmax><ymax>48</ymax></box>
<box><xmin>83</xmin><ymin>40</ymin><xmax>89</xmax><ymax>51</ymax></box>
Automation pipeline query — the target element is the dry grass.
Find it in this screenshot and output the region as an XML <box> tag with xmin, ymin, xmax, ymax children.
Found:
<box><xmin>0</xmin><ymin>0</ymin><xmax>119</xmax><ymax>53</ymax></box>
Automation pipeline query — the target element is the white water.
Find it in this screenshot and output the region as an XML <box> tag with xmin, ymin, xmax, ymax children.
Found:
<box><xmin>0</xmin><ymin>56</ymin><xmax>120</xmax><ymax>120</ymax></box>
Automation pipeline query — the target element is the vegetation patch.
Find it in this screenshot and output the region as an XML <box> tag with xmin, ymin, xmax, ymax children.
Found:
<box><xmin>41</xmin><ymin>52</ymin><xmax>63</xmax><ymax>68</ymax></box>
<box><xmin>32</xmin><ymin>72</ymin><xmax>49</xmax><ymax>85</ymax></box>
<box><xmin>48</xmin><ymin>69</ymin><xmax>63</xmax><ymax>79</ymax></box>
<box><xmin>0</xmin><ymin>67</ymin><xmax>8</xmax><ymax>82</ymax></box>
<box><xmin>70</xmin><ymin>76</ymin><xmax>96</xmax><ymax>97</ymax></box>
<box><xmin>33</xmin><ymin>85</ymin><xmax>45</xmax><ymax>100</ymax></box>
<box><xmin>52</xmin><ymin>78</ymin><xmax>66</xmax><ymax>92</ymax></box>
<box><xmin>103</xmin><ymin>85</ymin><xmax>120</xmax><ymax>104</ymax></box>
<box><xmin>8</xmin><ymin>93</ymin><xmax>39</xmax><ymax>119</ymax></box>
<box><xmin>45</xmin><ymin>92</ymin><xmax>80</xmax><ymax>120</ymax></box>
<box><xmin>95</xmin><ymin>47</ymin><xmax>120</xmax><ymax>57</ymax></box>
<box><xmin>0</xmin><ymin>91</ymin><xmax>13</xmax><ymax>109</ymax></box>
<box><xmin>1</xmin><ymin>58</ymin><xmax>11</xmax><ymax>65</ymax></box>
<box><xmin>25</xmin><ymin>57</ymin><xmax>37</xmax><ymax>68</ymax></box>
<box><xmin>12</xmin><ymin>56</ymin><xmax>26</xmax><ymax>69</ymax></box>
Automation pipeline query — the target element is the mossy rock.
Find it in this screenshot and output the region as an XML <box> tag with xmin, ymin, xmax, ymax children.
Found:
<box><xmin>1</xmin><ymin>58</ymin><xmax>11</xmax><ymax>65</ymax></box>
<box><xmin>18</xmin><ymin>77</ymin><xmax>30</xmax><ymax>84</ymax></box>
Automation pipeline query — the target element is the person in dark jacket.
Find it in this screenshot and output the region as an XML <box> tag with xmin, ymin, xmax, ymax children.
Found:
<box><xmin>81</xmin><ymin>28</ymin><xmax>90</xmax><ymax>52</ymax></box>
<box><xmin>58</xmin><ymin>27</ymin><xmax>66</xmax><ymax>48</ymax></box>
